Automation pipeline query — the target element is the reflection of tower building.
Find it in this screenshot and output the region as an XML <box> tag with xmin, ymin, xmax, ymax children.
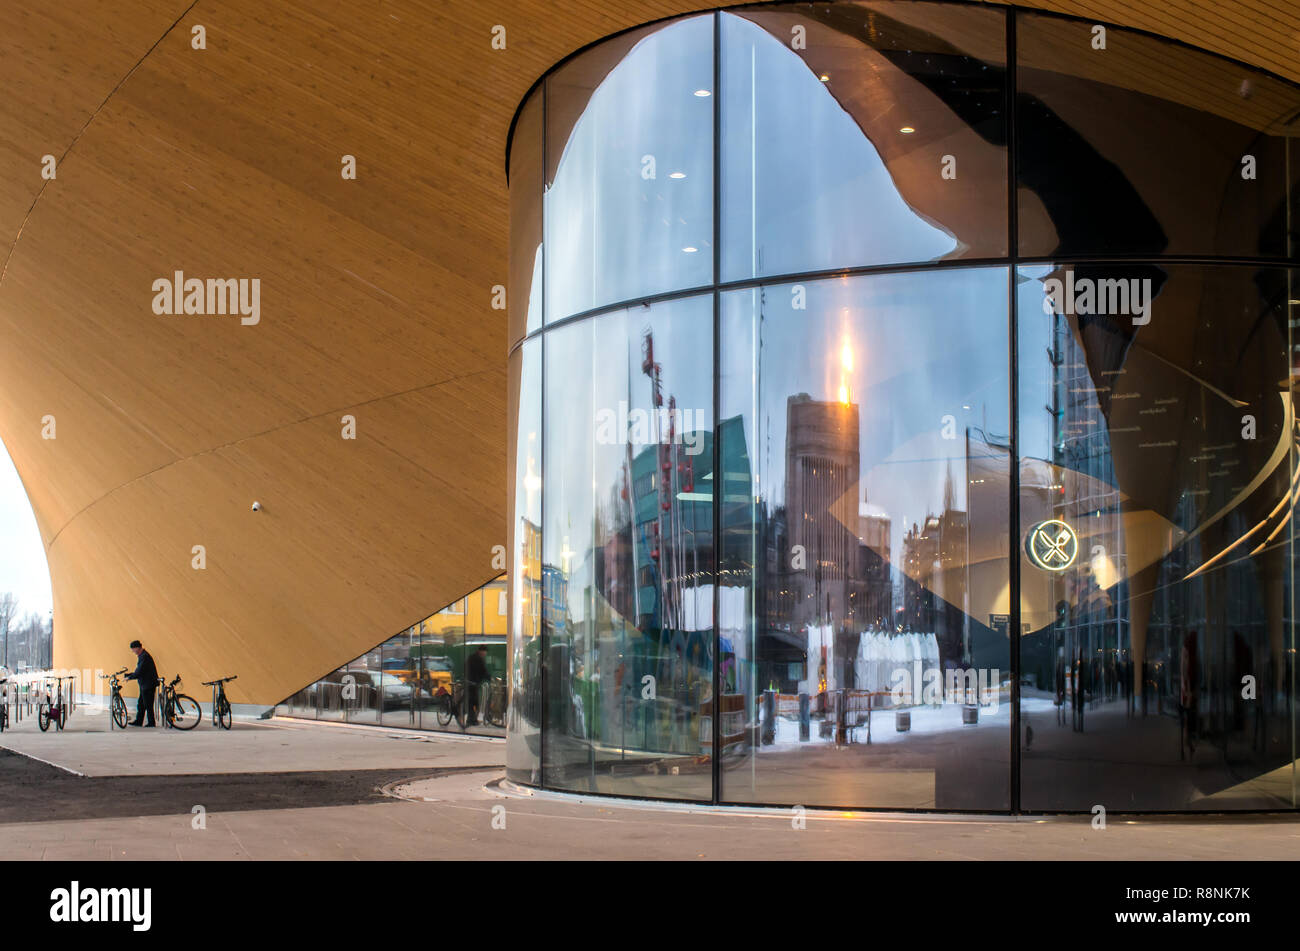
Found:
<box><xmin>856</xmin><ymin>507</ymin><xmax>892</xmax><ymax>627</ymax></box>
<box><xmin>902</xmin><ymin>516</ymin><xmax>940</xmax><ymax>632</ymax></box>
<box><xmin>783</xmin><ymin>393</ymin><xmax>866</xmax><ymax>688</ymax></box>
<box><xmin>899</xmin><ymin>464</ymin><xmax>969</xmax><ymax>666</ymax></box>
<box><xmin>1051</xmin><ymin>312</ymin><xmax>1128</xmax><ymax>697</ymax></box>
<box><xmin>785</xmin><ymin>393</ymin><xmax>862</xmax><ymax>623</ymax></box>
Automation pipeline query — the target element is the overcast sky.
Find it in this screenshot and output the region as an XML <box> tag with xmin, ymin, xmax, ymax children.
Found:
<box><xmin>0</xmin><ymin>438</ymin><xmax>52</xmax><ymax>619</ymax></box>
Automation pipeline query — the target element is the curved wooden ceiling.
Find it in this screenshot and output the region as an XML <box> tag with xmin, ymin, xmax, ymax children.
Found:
<box><xmin>2</xmin><ymin>0</ymin><xmax>1297</xmax><ymax>704</ymax></box>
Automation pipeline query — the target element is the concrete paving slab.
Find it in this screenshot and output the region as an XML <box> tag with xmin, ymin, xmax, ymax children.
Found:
<box><xmin>3</xmin><ymin>767</ymin><xmax>1295</xmax><ymax>861</ymax></box>
<box><xmin>0</xmin><ymin>709</ymin><xmax>503</xmax><ymax>776</ymax></box>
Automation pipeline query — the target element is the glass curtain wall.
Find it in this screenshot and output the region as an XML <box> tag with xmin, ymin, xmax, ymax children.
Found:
<box><xmin>507</xmin><ymin>1</ymin><xmax>1300</xmax><ymax>812</ymax></box>
<box><xmin>277</xmin><ymin>575</ymin><xmax>509</xmax><ymax>736</ymax></box>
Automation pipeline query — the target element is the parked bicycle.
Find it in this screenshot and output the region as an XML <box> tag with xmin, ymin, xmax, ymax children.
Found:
<box><xmin>100</xmin><ymin>668</ymin><xmax>129</xmax><ymax>729</ymax></box>
<box><xmin>38</xmin><ymin>675</ymin><xmax>75</xmax><ymax>732</ymax></box>
<box><xmin>434</xmin><ymin>679</ymin><xmax>466</xmax><ymax>728</ymax></box>
<box><xmin>202</xmin><ymin>675</ymin><xmax>237</xmax><ymax>730</ymax></box>
<box><xmin>157</xmin><ymin>674</ymin><xmax>201</xmax><ymax>730</ymax></box>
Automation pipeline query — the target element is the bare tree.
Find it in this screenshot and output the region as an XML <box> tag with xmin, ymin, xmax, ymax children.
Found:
<box><xmin>0</xmin><ymin>592</ymin><xmax>16</xmax><ymax>670</ymax></box>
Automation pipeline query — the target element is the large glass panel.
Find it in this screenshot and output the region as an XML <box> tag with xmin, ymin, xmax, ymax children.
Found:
<box><xmin>508</xmin><ymin>341</ymin><xmax>543</xmax><ymax>780</ymax></box>
<box><xmin>545</xmin><ymin>16</ymin><xmax>714</xmax><ymax>321</ymax></box>
<box><xmin>719</xmin><ymin>267</ymin><xmax>1011</xmax><ymax>810</ymax></box>
<box><xmin>542</xmin><ymin>294</ymin><xmax>714</xmax><ymax>798</ymax></box>
<box><xmin>1017</xmin><ymin>14</ymin><xmax>1300</xmax><ymax>260</ymax></box>
<box><xmin>721</xmin><ymin>3</ymin><xmax>1008</xmax><ymax>282</ymax></box>
<box><xmin>509</xmin><ymin>90</ymin><xmax>545</xmax><ymax>345</ymax></box>
<box><xmin>1017</xmin><ymin>262</ymin><xmax>1297</xmax><ymax>810</ymax></box>
<box><xmin>379</xmin><ymin>629</ymin><xmax>417</xmax><ymax>728</ymax></box>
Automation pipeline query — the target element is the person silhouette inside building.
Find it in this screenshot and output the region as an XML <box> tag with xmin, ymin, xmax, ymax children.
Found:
<box><xmin>466</xmin><ymin>646</ymin><xmax>490</xmax><ymax>726</ymax></box>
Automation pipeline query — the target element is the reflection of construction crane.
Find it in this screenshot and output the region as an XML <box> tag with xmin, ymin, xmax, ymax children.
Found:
<box><xmin>639</xmin><ymin>329</ymin><xmax>698</xmax><ymax>639</ymax></box>
<box><xmin>641</xmin><ymin>329</ymin><xmax>675</xmax><ymax>633</ymax></box>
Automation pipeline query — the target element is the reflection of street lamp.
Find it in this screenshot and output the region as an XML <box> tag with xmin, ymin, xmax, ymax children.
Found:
<box><xmin>837</xmin><ymin>336</ymin><xmax>854</xmax><ymax>405</ymax></box>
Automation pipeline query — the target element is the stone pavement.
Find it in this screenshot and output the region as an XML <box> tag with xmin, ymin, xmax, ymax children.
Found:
<box><xmin>0</xmin><ymin>716</ymin><xmax>1296</xmax><ymax>860</ymax></box>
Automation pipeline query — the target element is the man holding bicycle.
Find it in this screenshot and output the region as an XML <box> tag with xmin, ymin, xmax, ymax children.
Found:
<box><xmin>125</xmin><ymin>639</ymin><xmax>159</xmax><ymax>727</ymax></box>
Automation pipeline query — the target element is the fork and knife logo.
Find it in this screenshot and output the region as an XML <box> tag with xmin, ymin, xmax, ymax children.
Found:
<box><xmin>1026</xmin><ymin>519</ymin><xmax>1078</xmax><ymax>572</ymax></box>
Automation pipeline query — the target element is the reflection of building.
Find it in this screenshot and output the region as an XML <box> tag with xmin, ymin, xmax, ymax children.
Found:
<box><xmin>900</xmin><ymin>465</ymin><xmax>970</xmax><ymax>666</ymax></box>
<box><xmin>758</xmin><ymin>394</ymin><xmax>898</xmax><ymax>693</ymax></box>
<box><xmin>501</xmin><ymin>1</ymin><xmax>1300</xmax><ymax>815</ymax></box>
<box><xmin>518</xmin><ymin>519</ymin><xmax>543</xmax><ymax>642</ymax></box>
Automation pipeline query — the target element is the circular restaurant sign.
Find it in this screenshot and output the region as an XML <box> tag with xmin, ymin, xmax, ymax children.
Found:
<box><xmin>1025</xmin><ymin>519</ymin><xmax>1078</xmax><ymax>572</ymax></box>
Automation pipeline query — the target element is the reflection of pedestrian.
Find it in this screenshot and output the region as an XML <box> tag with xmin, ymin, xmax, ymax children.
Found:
<box><xmin>466</xmin><ymin>646</ymin><xmax>489</xmax><ymax>726</ymax></box>
<box><xmin>1072</xmin><ymin>650</ymin><xmax>1085</xmax><ymax>732</ymax></box>
<box><xmin>1231</xmin><ymin>630</ymin><xmax>1250</xmax><ymax>731</ymax></box>
<box><xmin>1181</xmin><ymin>631</ymin><xmax>1199</xmax><ymax>758</ymax></box>
<box><xmin>1054</xmin><ymin>648</ymin><xmax>1066</xmax><ymax>726</ymax></box>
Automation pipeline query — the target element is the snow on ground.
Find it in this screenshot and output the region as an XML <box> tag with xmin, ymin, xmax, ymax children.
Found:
<box><xmin>764</xmin><ymin>695</ymin><xmax>1059</xmax><ymax>750</ymax></box>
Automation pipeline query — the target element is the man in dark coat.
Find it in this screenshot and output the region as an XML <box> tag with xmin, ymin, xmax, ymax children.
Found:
<box><xmin>466</xmin><ymin>646</ymin><xmax>490</xmax><ymax>726</ymax></box>
<box><xmin>125</xmin><ymin>640</ymin><xmax>158</xmax><ymax>727</ymax></box>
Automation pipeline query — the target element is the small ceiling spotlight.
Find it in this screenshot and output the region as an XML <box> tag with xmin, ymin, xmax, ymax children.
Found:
<box><xmin>693</xmin><ymin>88</ymin><xmax>711</xmax><ymax>97</ymax></box>
<box><xmin>669</xmin><ymin>171</ymin><xmax>686</xmax><ymax>179</ymax></box>
<box><xmin>251</xmin><ymin>501</ymin><xmax>263</xmax><ymax>512</ymax></box>
<box><xmin>682</xmin><ymin>246</ymin><xmax>699</xmax><ymax>253</ymax></box>
<box><xmin>819</xmin><ymin>74</ymin><xmax>830</xmax><ymax>82</ymax></box>
<box><xmin>899</xmin><ymin>126</ymin><xmax>916</xmax><ymax>134</ymax></box>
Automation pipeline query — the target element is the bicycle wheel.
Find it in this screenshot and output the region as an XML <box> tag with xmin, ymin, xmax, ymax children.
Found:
<box><xmin>37</xmin><ymin>702</ymin><xmax>51</xmax><ymax>732</ymax></box>
<box><xmin>217</xmin><ymin>696</ymin><xmax>232</xmax><ymax>730</ymax></box>
<box><xmin>434</xmin><ymin>692</ymin><xmax>453</xmax><ymax>727</ymax></box>
<box><xmin>111</xmin><ymin>694</ymin><xmax>128</xmax><ymax>729</ymax></box>
<box><xmin>58</xmin><ymin>704</ymin><xmax>67</xmax><ymax>729</ymax></box>
<box><xmin>172</xmin><ymin>694</ymin><xmax>201</xmax><ymax>730</ymax></box>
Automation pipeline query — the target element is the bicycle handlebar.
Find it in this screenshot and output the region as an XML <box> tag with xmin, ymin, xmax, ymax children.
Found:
<box><xmin>201</xmin><ymin>675</ymin><xmax>238</xmax><ymax>686</ymax></box>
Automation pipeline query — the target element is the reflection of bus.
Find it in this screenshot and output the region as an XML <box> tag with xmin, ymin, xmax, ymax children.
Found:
<box><xmin>381</xmin><ymin>651</ymin><xmax>455</xmax><ymax>690</ymax></box>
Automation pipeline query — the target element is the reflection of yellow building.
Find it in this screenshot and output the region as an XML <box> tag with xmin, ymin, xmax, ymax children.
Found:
<box><xmin>422</xmin><ymin>577</ymin><xmax>508</xmax><ymax>638</ymax></box>
<box><xmin>517</xmin><ymin>520</ymin><xmax>542</xmax><ymax>642</ymax></box>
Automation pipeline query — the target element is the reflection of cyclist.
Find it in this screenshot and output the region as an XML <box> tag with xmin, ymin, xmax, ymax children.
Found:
<box><xmin>466</xmin><ymin>646</ymin><xmax>489</xmax><ymax>726</ymax></box>
<box><xmin>125</xmin><ymin>640</ymin><xmax>158</xmax><ymax>728</ymax></box>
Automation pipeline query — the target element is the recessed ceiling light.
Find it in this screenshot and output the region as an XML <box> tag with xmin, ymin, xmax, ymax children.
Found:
<box><xmin>819</xmin><ymin>74</ymin><xmax>830</xmax><ymax>82</ymax></box>
<box><xmin>900</xmin><ymin>126</ymin><xmax>916</xmax><ymax>134</ymax></box>
<box><xmin>694</xmin><ymin>88</ymin><xmax>711</xmax><ymax>97</ymax></box>
<box><xmin>669</xmin><ymin>171</ymin><xmax>686</xmax><ymax>179</ymax></box>
<box><xmin>682</xmin><ymin>246</ymin><xmax>698</xmax><ymax>253</ymax></box>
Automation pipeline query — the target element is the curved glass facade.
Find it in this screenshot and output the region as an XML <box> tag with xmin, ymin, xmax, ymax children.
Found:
<box><xmin>507</xmin><ymin>2</ymin><xmax>1300</xmax><ymax>813</ymax></box>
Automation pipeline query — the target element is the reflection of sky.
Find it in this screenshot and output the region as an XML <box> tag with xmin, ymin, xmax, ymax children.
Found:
<box><xmin>721</xmin><ymin>268</ymin><xmax>1008</xmax><ymax>565</ymax></box>
<box><xmin>0</xmin><ymin>439</ymin><xmax>52</xmax><ymax>620</ymax></box>
<box><xmin>1016</xmin><ymin>266</ymin><xmax>1057</xmax><ymax>462</ymax></box>
<box><xmin>546</xmin><ymin>17</ymin><xmax>714</xmax><ymax>320</ymax></box>
<box><xmin>721</xmin><ymin>14</ymin><xmax>958</xmax><ymax>280</ymax></box>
